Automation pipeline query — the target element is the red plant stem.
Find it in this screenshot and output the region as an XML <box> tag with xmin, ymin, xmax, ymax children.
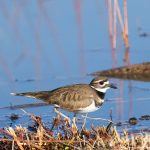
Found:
<box><xmin>108</xmin><ymin>0</ymin><xmax>117</xmax><ymax>67</ymax></box>
<box><xmin>113</xmin><ymin>0</ymin><xmax>117</xmax><ymax>49</ymax></box>
<box><xmin>75</xmin><ymin>0</ymin><xmax>86</xmax><ymax>76</ymax></box>
<box><xmin>124</xmin><ymin>0</ymin><xmax>128</xmax><ymax>37</ymax></box>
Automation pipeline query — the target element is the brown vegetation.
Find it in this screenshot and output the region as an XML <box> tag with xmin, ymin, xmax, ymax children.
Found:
<box><xmin>0</xmin><ymin>114</ymin><xmax>149</xmax><ymax>150</ymax></box>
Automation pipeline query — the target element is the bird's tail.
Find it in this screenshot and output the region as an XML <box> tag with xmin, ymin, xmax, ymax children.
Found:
<box><xmin>11</xmin><ymin>92</ymin><xmax>28</xmax><ymax>96</ymax></box>
<box><xmin>10</xmin><ymin>91</ymin><xmax>50</xmax><ymax>100</ymax></box>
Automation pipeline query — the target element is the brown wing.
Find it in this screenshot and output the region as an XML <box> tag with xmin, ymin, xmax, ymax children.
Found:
<box><xmin>48</xmin><ymin>84</ymin><xmax>95</xmax><ymax>111</ymax></box>
<box><xmin>12</xmin><ymin>84</ymin><xmax>96</xmax><ymax>111</ymax></box>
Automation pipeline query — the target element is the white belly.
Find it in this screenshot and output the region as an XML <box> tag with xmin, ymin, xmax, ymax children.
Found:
<box><xmin>77</xmin><ymin>100</ymin><xmax>100</xmax><ymax>113</ymax></box>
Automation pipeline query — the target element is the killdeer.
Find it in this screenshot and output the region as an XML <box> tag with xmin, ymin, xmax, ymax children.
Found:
<box><xmin>11</xmin><ymin>77</ymin><xmax>117</xmax><ymax>123</ymax></box>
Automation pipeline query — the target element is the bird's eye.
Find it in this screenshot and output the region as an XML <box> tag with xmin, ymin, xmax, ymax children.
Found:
<box><xmin>99</xmin><ymin>81</ymin><xmax>104</xmax><ymax>85</ymax></box>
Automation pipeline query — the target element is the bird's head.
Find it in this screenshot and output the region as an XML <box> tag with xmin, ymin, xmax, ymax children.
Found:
<box><xmin>90</xmin><ymin>77</ymin><xmax>117</xmax><ymax>93</ymax></box>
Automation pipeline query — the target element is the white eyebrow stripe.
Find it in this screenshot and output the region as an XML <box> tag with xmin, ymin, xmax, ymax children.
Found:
<box><xmin>94</xmin><ymin>80</ymin><xmax>108</xmax><ymax>83</ymax></box>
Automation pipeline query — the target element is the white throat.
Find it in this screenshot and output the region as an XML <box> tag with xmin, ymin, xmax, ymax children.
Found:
<box><xmin>94</xmin><ymin>87</ymin><xmax>109</xmax><ymax>93</ymax></box>
<box><xmin>91</xmin><ymin>81</ymin><xmax>110</xmax><ymax>93</ymax></box>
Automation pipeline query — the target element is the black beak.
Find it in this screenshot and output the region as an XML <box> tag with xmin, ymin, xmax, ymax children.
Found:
<box><xmin>108</xmin><ymin>83</ymin><xmax>117</xmax><ymax>89</ymax></box>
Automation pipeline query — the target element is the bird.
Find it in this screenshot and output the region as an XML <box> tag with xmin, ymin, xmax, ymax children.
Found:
<box><xmin>11</xmin><ymin>77</ymin><xmax>117</xmax><ymax>125</ymax></box>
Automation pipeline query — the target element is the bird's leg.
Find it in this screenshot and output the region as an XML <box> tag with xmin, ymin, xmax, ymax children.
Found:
<box><xmin>73</xmin><ymin>112</ymin><xmax>76</xmax><ymax>118</ymax></box>
<box><xmin>54</xmin><ymin>107</ymin><xmax>71</xmax><ymax>124</ymax></box>
<box><xmin>81</xmin><ymin>113</ymin><xmax>88</xmax><ymax>130</ymax></box>
<box><xmin>72</xmin><ymin>113</ymin><xmax>78</xmax><ymax>130</ymax></box>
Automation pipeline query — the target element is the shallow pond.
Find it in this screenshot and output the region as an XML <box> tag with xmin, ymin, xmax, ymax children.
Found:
<box><xmin>0</xmin><ymin>1</ymin><xmax>149</xmax><ymax>133</ymax></box>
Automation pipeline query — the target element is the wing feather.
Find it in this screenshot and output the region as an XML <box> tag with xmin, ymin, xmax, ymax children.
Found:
<box><xmin>11</xmin><ymin>84</ymin><xmax>97</xmax><ymax>112</ymax></box>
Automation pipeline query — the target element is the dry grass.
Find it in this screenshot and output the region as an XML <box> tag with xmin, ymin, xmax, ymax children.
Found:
<box><xmin>0</xmin><ymin>114</ymin><xmax>149</xmax><ymax>150</ymax></box>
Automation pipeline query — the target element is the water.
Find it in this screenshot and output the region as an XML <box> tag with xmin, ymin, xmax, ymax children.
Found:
<box><xmin>0</xmin><ymin>1</ymin><xmax>149</xmax><ymax>132</ymax></box>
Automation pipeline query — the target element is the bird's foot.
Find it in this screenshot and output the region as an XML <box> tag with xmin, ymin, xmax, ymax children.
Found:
<box><xmin>81</xmin><ymin>113</ymin><xmax>88</xmax><ymax>131</ymax></box>
<box><xmin>71</xmin><ymin>117</ymin><xmax>78</xmax><ymax>135</ymax></box>
<box><xmin>64</xmin><ymin>117</ymin><xmax>71</xmax><ymax>125</ymax></box>
<box><xmin>72</xmin><ymin>117</ymin><xmax>77</xmax><ymax>129</ymax></box>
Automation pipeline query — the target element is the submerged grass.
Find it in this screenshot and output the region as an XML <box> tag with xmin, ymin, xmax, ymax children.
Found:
<box><xmin>0</xmin><ymin>114</ymin><xmax>150</xmax><ymax>150</ymax></box>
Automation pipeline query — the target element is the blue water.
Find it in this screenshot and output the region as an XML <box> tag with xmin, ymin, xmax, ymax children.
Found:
<box><xmin>0</xmin><ymin>1</ymin><xmax>149</xmax><ymax>131</ymax></box>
